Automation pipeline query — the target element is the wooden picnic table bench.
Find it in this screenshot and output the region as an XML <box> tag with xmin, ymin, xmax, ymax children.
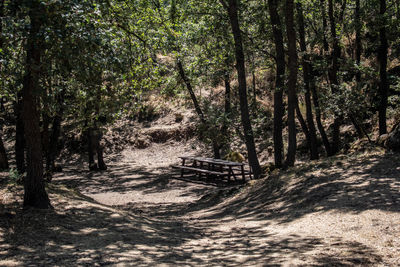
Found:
<box><xmin>171</xmin><ymin>156</ymin><xmax>253</xmax><ymax>182</ymax></box>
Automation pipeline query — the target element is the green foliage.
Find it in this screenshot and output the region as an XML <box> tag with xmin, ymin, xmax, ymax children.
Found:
<box><xmin>8</xmin><ymin>168</ymin><xmax>24</xmax><ymax>185</ymax></box>
<box><xmin>196</xmin><ymin>99</ymin><xmax>233</xmax><ymax>147</ymax></box>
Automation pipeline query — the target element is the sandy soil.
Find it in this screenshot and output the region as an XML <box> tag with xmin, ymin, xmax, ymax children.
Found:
<box><xmin>0</xmin><ymin>141</ymin><xmax>399</xmax><ymax>266</ymax></box>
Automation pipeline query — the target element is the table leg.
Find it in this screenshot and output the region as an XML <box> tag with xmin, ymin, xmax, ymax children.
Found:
<box><xmin>232</xmin><ymin>167</ymin><xmax>237</xmax><ymax>181</ymax></box>
<box><xmin>180</xmin><ymin>159</ymin><xmax>186</xmax><ymax>178</ymax></box>
<box><xmin>199</xmin><ymin>162</ymin><xmax>204</xmax><ymax>179</ymax></box>
<box><xmin>241</xmin><ymin>165</ymin><xmax>246</xmax><ymax>181</ymax></box>
<box><xmin>206</xmin><ymin>163</ymin><xmax>211</xmax><ymax>179</ymax></box>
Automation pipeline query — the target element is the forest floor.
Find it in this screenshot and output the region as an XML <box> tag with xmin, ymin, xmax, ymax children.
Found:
<box><xmin>1</xmin><ymin>121</ymin><xmax>400</xmax><ymax>266</ymax></box>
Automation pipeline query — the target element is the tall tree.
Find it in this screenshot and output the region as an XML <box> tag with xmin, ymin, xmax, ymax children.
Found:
<box><xmin>296</xmin><ymin>2</ymin><xmax>319</xmax><ymax>160</ymax></box>
<box><xmin>327</xmin><ymin>0</ymin><xmax>341</xmax><ymax>153</ymax></box>
<box><xmin>0</xmin><ymin>0</ymin><xmax>8</xmax><ymax>170</ymax></box>
<box><xmin>268</xmin><ymin>0</ymin><xmax>285</xmax><ymax>168</ymax></box>
<box><xmin>22</xmin><ymin>1</ymin><xmax>51</xmax><ymax>208</ymax></box>
<box><xmin>221</xmin><ymin>0</ymin><xmax>261</xmax><ymax>178</ymax></box>
<box><xmin>285</xmin><ymin>0</ymin><xmax>298</xmax><ymax>167</ymax></box>
<box><xmin>378</xmin><ymin>0</ymin><xmax>388</xmax><ymax>135</ymax></box>
<box><xmin>15</xmin><ymin>92</ymin><xmax>25</xmax><ymax>173</ymax></box>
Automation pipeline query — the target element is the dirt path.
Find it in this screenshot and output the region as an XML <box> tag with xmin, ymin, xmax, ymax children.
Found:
<box><xmin>1</xmin><ymin>143</ymin><xmax>400</xmax><ymax>266</ymax></box>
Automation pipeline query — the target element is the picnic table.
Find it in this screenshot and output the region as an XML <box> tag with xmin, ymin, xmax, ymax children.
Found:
<box><xmin>172</xmin><ymin>156</ymin><xmax>252</xmax><ymax>182</ymax></box>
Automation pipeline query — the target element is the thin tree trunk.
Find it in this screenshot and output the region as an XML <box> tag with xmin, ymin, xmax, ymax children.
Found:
<box><xmin>41</xmin><ymin>104</ymin><xmax>50</xmax><ymax>170</ymax></box>
<box><xmin>295</xmin><ymin>100</ymin><xmax>312</xmax><ymax>155</ymax></box>
<box><xmin>15</xmin><ymin>95</ymin><xmax>25</xmax><ymax>173</ymax></box>
<box><xmin>177</xmin><ymin>60</ymin><xmax>204</xmax><ymax>120</ymax></box>
<box><xmin>310</xmin><ymin>73</ymin><xmax>333</xmax><ymax>156</ymax></box>
<box><xmin>296</xmin><ymin>2</ymin><xmax>319</xmax><ymax>160</ymax></box>
<box><xmin>95</xmin><ymin>88</ymin><xmax>106</xmax><ymax>171</ymax></box>
<box><xmin>0</xmin><ymin>0</ymin><xmax>8</xmax><ymax>170</ymax></box>
<box><xmin>223</xmin><ymin>0</ymin><xmax>261</xmax><ymax>177</ymax></box>
<box><xmin>252</xmin><ymin>70</ymin><xmax>257</xmax><ymax>110</ymax></box>
<box><xmin>0</xmin><ymin>124</ymin><xmax>7</xmax><ymax>170</ymax></box>
<box><xmin>224</xmin><ymin>74</ymin><xmax>231</xmax><ymax>115</ymax></box>
<box><xmin>350</xmin><ymin>0</ymin><xmax>367</xmax><ymax>140</ymax></box>
<box><xmin>22</xmin><ymin>2</ymin><xmax>51</xmax><ymax>209</ymax></box>
<box><xmin>96</xmin><ymin>142</ymin><xmax>106</xmax><ymax>170</ymax></box>
<box><xmin>46</xmin><ymin>89</ymin><xmax>65</xmax><ymax>172</ymax></box>
<box><xmin>87</xmin><ymin>126</ymin><xmax>97</xmax><ymax>171</ymax></box>
<box><xmin>312</xmin><ymin>0</ymin><xmax>333</xmax><ymax>156</ymax></box>
<box><xmin>220</xmin><ymin>74</ymin><xmax>232</xmax><ymax>154</ymax></box>
<box><xmin>328</xmin><ymin>0</ymin><xmax>341</xmax><ymax>153</ymax></box>
<box><xmin>268</xmin><ymin>0</ymin><xmax>285</xmax><ymax>168</ymax></box>
<box><xmin>355</xmin><ymin>0</ymin><xmax>361</xmax><ymax>80</ymax></box>
<box><xmin>320</xmin><ymin>0</ymin><xmax>330</xmax><ymax>52</ymax></box>
<box><xmin>285</xmin><ymin>0</ymin><xmax>298</xmax><ymax>167</ymax></box>
<box><xmin>177</xmin><ymin>60</ymin><xmax>221</xmax><ymax>158</ymax></box>
<box><xmin>378</xmin><ymin>0</ymin><xmax>388</xmax><ymax>135</ymax></box>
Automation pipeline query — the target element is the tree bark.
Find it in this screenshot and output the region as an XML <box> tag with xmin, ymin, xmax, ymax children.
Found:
<box><xmin>87</xmin><ymin>126</ymin><xmax>97</xmax><ymax>171</ymax></box>
<box><xmin>224</xmin><ymin>74</ymin><xmax>231</xmax><ymax>115</ymax></box>
<box><xmin>15</xmin><ymin>95</ymin><xmax>25</xmax><ymax>173</ymax></box>
<box><xmin>285</xmin><ymin>0</ymin><xmax>298</xmax><ymax>167</ymax></box>
<box><xmin>41</xmin><ymin>105</ymin><xmax>50</xmax><ymax>171</ymax></box>
<box><xmin>355</xmin><ymin>0</ymin><xmax>361</xmax><ymax>83</ymax></box>
<box><xmin>96</xmin><ymin>131</ymin><xmax>107</xmax><ymax>171</ymax></box>
<box><xmin>296</xmin><ymin>2</ymin><xmax>319</xmax><ymax>160</ymax></box>
<box><xmin>46</xmin><ymin>89</ymin><xmax>65</xmax><ymax>172</ymax></box>
<box><xmin>310</xmin><ymin>66</ymin><xmax>333</xmax><ymax>156</ymax></box>
<box><xmin>22</xmin><ymin>2</ymin><xmax>51</xmax><ymax>209</ymax></box>
<box><xmin>320</xmin><ymin>0</ymin><xmax>330</xmax><ymax>52</ymax></box>
<box><xmin>295</xmin><ymin>100</ymin><xmax>312</xmax><ymax>155</ymax></box>
<box><xmin>220</xmin><ymin>73</ymin><xmax>232</xmax><ymax>154</ymax></box>
<box><xmin>268</xmin><ymin>0</ymin><xmax>285</xmax><ymax>168</ymax></box>
<box><xmin>177</xmin><ymin>60</ymin><xmax>204</xmax><ymax>120</ymax></box>
<box><xmin>328</xmin><ymin>0</ymin><xmax>341</xmax><ymax>153</ymax></box>
<box><xmin>224</xmin><ymin>0</ymin><xmax>261</xmax><ymax>177</ymax></box>
<box><xmin>378</xmin><ymin>0</ymin><xmax>388</xmax><ymax>135</ymax></box>
<box><xmin>0</xmin><ymin>0</ymin><xmax>9</xmax><ymax>170</ymax></box>
<box><xmin>0</xmin><ymin>125</ymin><xmax>8</xmax><ymax>170</ymax></box>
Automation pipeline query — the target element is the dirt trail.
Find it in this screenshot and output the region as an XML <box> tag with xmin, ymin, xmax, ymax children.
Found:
<box><xmin>1</xmin><ymin>141</ymin><xmax>400</xmax><ymax>266</ymax></box>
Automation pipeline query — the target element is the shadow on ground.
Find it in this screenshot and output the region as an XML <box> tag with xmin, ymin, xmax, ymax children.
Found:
<box><xmin>199</xmin><ymin>152</ymin><xmax>400</xmax><ymax>224</ymax></box>
<box><xmin>0</xmin><ymin>202</ymin><xmax>381</xmax><ymax>266</ymax></box>
<box><xmin>1</xmin><ymin>151</ymin><xmax>396</xmax><ymax>265</ymax></box>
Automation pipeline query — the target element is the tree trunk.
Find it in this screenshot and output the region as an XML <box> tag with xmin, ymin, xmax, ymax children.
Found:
<box><xmin>295</xmin><ymin>100</ymin><xmax>312</xmax><ymax>156</ymax></box>
<box><xmin>224</xmin><ymin>0</ymin><xmax>261</xmax><ymax>177</ymax></box>
<box><xmin>268</xmin><ymin>0</ymin><xmax>285</xmax><ymax>168</ymax></box>
<box><xmin>22</xmin><ymin>3</ymin><xmax>51</xmax><ymax>209</ymax></box>
<box><xmin>220</xmin><ymin>74</ymin><xmax>232</xmax><ymax>154</ymax></box>
<box><xmin>96</xmin><ymin>144</ymin><xmax>107</xmax><ymax>170</ymax></box>
<box><xmin>87</xmin><ymin>126</ymin><xmax>97</xmax><ymax>171</ymax></box>
<box><xmin>378</xmin><ymin>0</ymin><xmax>388</xmax><ymax>135</ymax></box>
<box><xmin>328</xmin><ymin>0</ymin><xmax>341</xmax><ymax>153</ymax></box>
<box><xmin>95</xmin><ymin>87</ymin><xmax>107</xmax><ymax>170</ymax></box>
<box><xmin>355</xmin><ymin>0</ymin><xmax>361</xmax><ymax>83</ymax></box>
<box><xmin>46</xmin><ymin>89</ymin><xmax>65</xmax><ymax>172</ymax></box>
<box><xmin>177</xmin><ymin>60</ymin><xmax>204</xmax><ymax>120</ymax></box>
<box><xmin>0</xmin><ymin>125</ymin><xmax>8</xmax><ymax>170</ymax></box>
<box><xmin>296</xmin><ymin>2</ymin><xmax>319</xmax><ymax>160</ymax></box>
<box><xmin>177</xmin><ymin>60</ymin><xmax>221</xmax><ymax>158</ymax></box>
<box><xmin>310</xmin><ymin>69</ymin><xmax>333</xmax><ymax>156</ymax></box>
<box><xmin>41</xmin><ymin>107</ymin><xmax>50</xmax><ymax>170</ymax></box>
<box><xmin>320</xmin><ymin>0</ymin><xmax>330</xmax><ymax>52</ymax></box>
<box><xmin>15</xmin><ymin>96</ymin><xmax>25</xmax><ymax>173</ymax></box>
<box><xmin>0</xmin><ymin>0</ymin><xmax>8</xmax><ymax>170</ymax></box>
<box><xmin>285</xmin><ymin>0</ymin><xmax>298</xmax><ymax>167</ymax></box>
<box><xmin>224</xmin><ymin>74</ymin><xmax>232</xmax><ymax>115</ymax></box>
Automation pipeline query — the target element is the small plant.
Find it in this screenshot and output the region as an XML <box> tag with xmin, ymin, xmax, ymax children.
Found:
<box><xmin>8</xmin><ymin>168</ymin><xmax>24</xmax><ymax>185</ymax></box>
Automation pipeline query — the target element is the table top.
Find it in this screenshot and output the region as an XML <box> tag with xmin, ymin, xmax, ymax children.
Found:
<box><xmin>179</xmin><ymin>156</ymin><xmax>245</xmax><ymax>166</ymax></box>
